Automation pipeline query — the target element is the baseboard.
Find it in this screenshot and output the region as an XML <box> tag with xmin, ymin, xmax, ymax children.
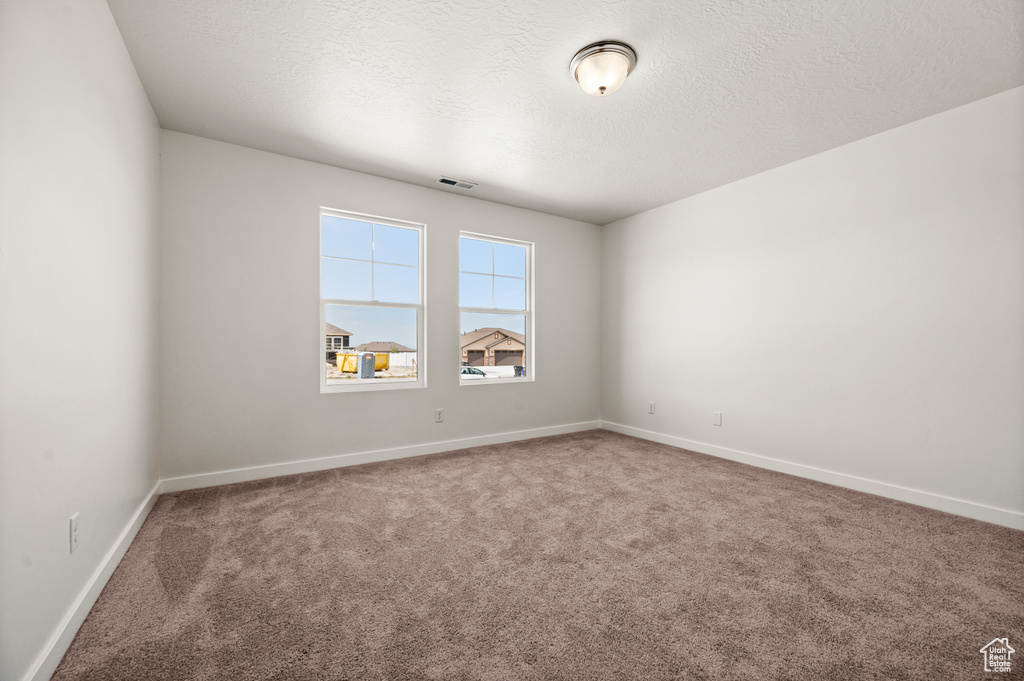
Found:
<box><xmin>159</xmin><ymin>420</ymin><xmax>602</xmax><ymax>494</ymax></box>
<box><xmin>29</xmin><ymin>420</ymin><xmax>1017</xmax><ymax>681</ymax></box>
<box><xmin>23</xmin><ymin>481</ymin><xmax>160</xmax><ymax>681</ymax></box>
<box><xmin>19</xmin><ymin>421</ymin><xmax>1021</xmax><ymax>681</ymax></box>
<box><xmin>599</xmin><ymin>420</ymin><xmax>1024</xmax><ymax>531</ymax></box>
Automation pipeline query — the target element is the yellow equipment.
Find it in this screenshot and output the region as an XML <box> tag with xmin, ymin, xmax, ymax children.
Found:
<box><xmin>336</xmin><ymin>353</ymin><xmax>389</xmax><ymax>373</ymax></box>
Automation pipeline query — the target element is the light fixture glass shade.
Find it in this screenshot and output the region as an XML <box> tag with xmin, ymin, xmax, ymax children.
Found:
<box><xmin>570</xmin><ymin>42</ymin><xmax>636</xmax><ymax>97</ymax></box>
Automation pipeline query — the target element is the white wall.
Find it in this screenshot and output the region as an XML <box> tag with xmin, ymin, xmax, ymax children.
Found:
<box><xmin>602</xmin><ymin>87</ymin><xmax>1024</xmax><ymax>525</ymax></box>
<box><xmin>158</xmin><ymin>131</ymin><xmax>602</xmax><ymax>480</ymax></box>
<box><xmin>0</xmin><ymin>2</ymin><xmax>161</xmax><ymax>680</ymax></box>
<box><xmin>0</xmin><ymin>5</ymin><xmax>1015</xmax><ymax>674</ymax></box>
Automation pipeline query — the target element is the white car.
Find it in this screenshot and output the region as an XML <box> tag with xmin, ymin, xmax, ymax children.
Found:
<box><xmin>460</xmin><ymin>366</ymin><xmax>494</xmax><ymax>380</ymax></box>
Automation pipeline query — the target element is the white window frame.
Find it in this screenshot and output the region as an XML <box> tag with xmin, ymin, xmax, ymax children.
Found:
<box><xmin>326</xmin><ymin>336</ymin><xmax>349</xmax><ymax>351</ymax></box>
<box><xmin>320</xmin><ymin>207</ymin><xmax>426</xmax><ymax>393</ymax></box>
<box><xmin>459</xmin><ymin>231</ymin><xmax>534</xmax><ymax>385</ymax></box>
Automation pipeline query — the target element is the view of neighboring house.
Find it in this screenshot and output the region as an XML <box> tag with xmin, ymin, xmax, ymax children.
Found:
<box><xmin>461</xmin><ymin>328</ymin><xmax>525</xmax><ymax>366</ymax></box>
<box><xmin>354</xmin><ymin>341</ymin><xmax>415</xmax><ymax>353</ymax></box>
<box><xmin>325</xmin><ymin>323</ymin><xmax>352</xmax><ymax>351</ymax></box>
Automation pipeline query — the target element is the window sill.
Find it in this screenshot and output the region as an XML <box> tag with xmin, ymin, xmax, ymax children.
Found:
<box><xmin>321</xmin><ymin>379</ymin><xmax>424</xmax><ymax>394</ymax></box>
<box><xmin>459</xmin><ymin>376</ymin><xmax>534</xmax><ymax>386</ymax></box>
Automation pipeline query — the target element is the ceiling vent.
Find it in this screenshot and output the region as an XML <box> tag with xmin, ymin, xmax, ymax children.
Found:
<box><xmin>437</xmin><ymin>176</ymin><xmax>478</xmax><ymax>190</ymax></box>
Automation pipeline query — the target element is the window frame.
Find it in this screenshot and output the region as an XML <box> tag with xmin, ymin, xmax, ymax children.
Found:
<box><xmin>458</xmin><ymin>231</ymin><xmax>534</xmax><ymax>386</ymax></box>
<box><xmin>320</xmin><ymin>207</ymin><xmax>427</xmax><ymax>393</ymax></box>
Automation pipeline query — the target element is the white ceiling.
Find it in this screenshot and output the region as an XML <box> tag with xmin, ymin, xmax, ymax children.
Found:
<box><xmin>107</xmin><ymin>0</ymin><xmax>1024</xmax><ymax>225</ymax></box>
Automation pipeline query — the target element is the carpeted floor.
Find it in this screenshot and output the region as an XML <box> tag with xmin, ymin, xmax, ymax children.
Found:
<box><xmin>53</xmin><ymin>430</ymin><xmax>1023</xmax><ymax>680</ymax></box>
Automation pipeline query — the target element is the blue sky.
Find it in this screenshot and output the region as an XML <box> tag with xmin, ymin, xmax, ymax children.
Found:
<box><xmin>460</xmin><ymin>237</ymin><xmax>526</xmax><ymax>277</ymax></box>
<box><xmin>458</xmin><ymin>238</ymin><xmax>527</xmax><ymax>334</ymax></box>
<box><xmin>322</xmin><ymin>225</ymin><xmax>528</xmax><ymax>348</ymax></box>
<box><xmin>327</xmin><ymin>305</ymin><xmax>417</xmax><ymax>349</ymax></box>
<box><xmin>322</xmin><ymin>216</ymin><xmax>419</xmax><ymax>303</ymax></box>
<box><xmin>326</xmin><ymin>308</ymin><xmax>523</xmax><ymax>348</ymax></box>
<box><xmin>459</xmin><ymin>237</ymin><xmax>526</xmax><ymax>309</ymax></box>
<box><xmin>461</xmin><ymin>312</ymin><xmax>525</xmax><ymax>335</ymax></box>
<box><xmin>322</xmin><ymin>216</ymin><xmax>418</xmax><ymax>266</ymax></box>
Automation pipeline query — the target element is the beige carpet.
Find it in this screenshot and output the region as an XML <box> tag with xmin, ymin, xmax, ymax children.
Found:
<box><xmin>53</xmin><ymin>430</ymin><xmax>1023</xmax><ymax>680</ymax></box>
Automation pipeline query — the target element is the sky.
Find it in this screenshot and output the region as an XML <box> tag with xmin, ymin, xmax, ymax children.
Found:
<box><xmin>459</xmin><ymin>237</ymin><xmax>527</xmax><ymax>310</ymax></box>
<box><xmin>458</xmin><ymin>238</ymin><xmax>527</xmax><ymax>336</ymax></box>
<box><xmin>460</xmin><ymin>312</ymin><xmax>525</xmax><ymax>335</ymax></box>
<box><xmin>327</xmin><ymin>305</ymin><xmax>417</xmax><ymax>349</ymax></box>
<box><xmin>326</xmin><ymin>309</ymin><xmax>525</xmax><ymax>348</ymax></box>
<box><xmin>323</xmin><ymin>216</ymin><xmax>421</xmax><ymax>348</ymax></box>
<box><xmin>322</xmin><ymin>222</ymin><xmax>529</xmax><ymax>349</ymax></box>
<box><xmin>322</xmin><ymin>216</ymin><xmax>419</xmax><ymax>303</ymax></box>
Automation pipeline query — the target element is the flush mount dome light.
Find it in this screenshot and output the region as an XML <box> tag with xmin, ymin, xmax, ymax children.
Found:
<box><xmin>570</xmin><ymin>41</ymin><xmax>637</xmax><ymax>96</ymax></box>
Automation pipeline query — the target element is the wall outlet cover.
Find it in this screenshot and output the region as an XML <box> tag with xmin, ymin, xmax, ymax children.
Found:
<box><xmin>69</xmin><ymin>512</ymin><xmax>80</xmax><ymax>554</ymax></box>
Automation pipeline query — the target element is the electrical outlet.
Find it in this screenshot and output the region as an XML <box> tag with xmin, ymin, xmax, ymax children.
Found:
<box><xmin>713</xmin><ymin>411</ymin><xmax>722</xmax><ymax>426</ymax></box>
<box><xmin>69</xmin><ymin>512</ymin><xmax>80</xmax><ymax>554</ymax></box>
<box><xmin>434</xmin><ymin>408</ymin><xmax>444</xmax><ymax>423</ymax></box>
<box><xmin>648</xmin><ymin>401</ymin><xmax>656</xmax><ymax>415</ymax></box>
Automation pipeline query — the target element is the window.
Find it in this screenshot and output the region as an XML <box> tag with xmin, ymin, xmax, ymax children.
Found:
<box><xmin>459</xmin><ymin>233</ymin><xmax>532</xmax><ymax>382</ymax></box>
<box><xmin>320</xmin><ymin>208</ymin><xmax>425</xmax><ymax>392</ymax></box>
<box><xmin>325</xmin><ymin>328</ymin><xmax>350</xmax><ymax>351</ymax></box>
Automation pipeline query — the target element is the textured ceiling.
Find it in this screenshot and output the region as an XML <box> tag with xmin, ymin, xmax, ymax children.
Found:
<box><xmin>107</xmin><ymin>0</ymin><xmax>1024</xmax><ymax>225</ymax></box>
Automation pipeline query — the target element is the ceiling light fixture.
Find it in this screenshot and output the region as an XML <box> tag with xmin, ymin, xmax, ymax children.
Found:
<box><xmin>570</xmin><ymin>41</ymin><xmax>637</xmax><ymax>97</ymax></box>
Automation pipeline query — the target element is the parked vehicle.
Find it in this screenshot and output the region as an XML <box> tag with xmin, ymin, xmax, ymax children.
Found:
<box><xmin>479</xmin><ymin>365</ymin><xmax>516</xmax><ymax>378</ymax></box>
<box><xmin>460</xmin><ymin>366</ymin><xmax>492</xmax><ymax>380</ymax></box>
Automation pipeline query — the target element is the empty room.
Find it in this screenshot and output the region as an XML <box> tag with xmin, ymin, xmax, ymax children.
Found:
<box><xmin>1</xmin><ymin>1</ymin><xmax>1022</xmax><ymax>679</ymax></box>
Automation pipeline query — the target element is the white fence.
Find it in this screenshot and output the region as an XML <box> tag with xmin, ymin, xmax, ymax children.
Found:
<box><xmin>387</xmin><ymin>352</ymin><xmax>416</xmax><ymax>367</ymax></box>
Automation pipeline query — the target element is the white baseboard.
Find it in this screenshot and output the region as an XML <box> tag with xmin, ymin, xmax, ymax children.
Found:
<box><xmin>159</xmin><ymin>420</ymin><xmax>602</xmax><ymax>494</ymax></box>
<box><xmin>24</xmin><ymin>482</ymin><xmax>160</xmax><ymax>681</ymax></box>
<box><xmin>599</xmin><ymin>420</ymin><xmax>1024</xmax><ymax>531</ymax></box>
<box><xmin>22</xmin><ymin>422</ymin><xmax>600</xmax><ymax>680</ymax></box>
<box><xmin>25</xmin><ymin>419</ymin><xmax>1018</xmax><ymax>681</ymax></box>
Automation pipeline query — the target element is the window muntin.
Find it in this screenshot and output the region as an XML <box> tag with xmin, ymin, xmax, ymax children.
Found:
<box><xmin>321</xmin><ymin>209</ymin><xmax>425</xmax><ymax>392</ymax></box>
<box><xmin>459</xmin><ymin>233</ymin><xmax>532</xmax><ymax>383</ymax></box>
<box><xmin>326</xmin><ymin>337</ymin><xmax>348</xmax><ymax>350</ymax></box>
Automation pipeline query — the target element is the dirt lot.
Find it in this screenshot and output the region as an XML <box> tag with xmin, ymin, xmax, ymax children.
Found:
<box><xmin>326</xmin><ymin>363</ymin><xmax>417</xmax><ymax>380</ymax></box>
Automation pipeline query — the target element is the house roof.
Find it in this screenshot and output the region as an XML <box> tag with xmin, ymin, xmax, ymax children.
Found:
<box><xmin>485</xmin><ymin>335</ymin><xmax>525</xmax><ymax>351</ymax></box>
<box><xmin>325</xmin><ymin>323</ymin><xmax>352</xmax><ymax>337</ymax></box>
<box><xmin>354</xmin><ymin>341</ymin><xmax>415</xmax><ymax>353</ymax></box>
<box><xmin>461</xmin><ymin>328</ymin><xmax>525</xmax><ymax>349</ymax></box>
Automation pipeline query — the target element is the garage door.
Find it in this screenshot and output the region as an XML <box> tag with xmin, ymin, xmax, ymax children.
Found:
<box><xmin>467</xmin><ymin>350</ymin><xmax>485</xmax><ymax>366</ymax></box>
<box><xmin>494</xmin><ymin>350</ymin><xmax>523</xmax><ymax>366</ymax></box>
